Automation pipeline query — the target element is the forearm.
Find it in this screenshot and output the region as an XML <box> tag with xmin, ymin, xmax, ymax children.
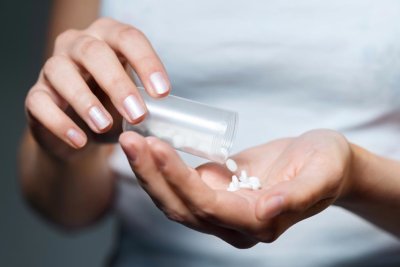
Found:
<box><xmin>18</xmin><ymin>129</ymin><xmax>115</xmax><ymax>229</ymax></box>
<box><xmin>337</xmin><ymin>144</ymin><xmax>400</xmax><ymax>237</ymax></box>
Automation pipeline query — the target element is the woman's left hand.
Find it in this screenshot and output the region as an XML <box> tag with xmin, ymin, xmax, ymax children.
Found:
<box><xmin>119</xmin><ymin>129</ymin><xmax>353</xmax><ymax>248</ymax></box>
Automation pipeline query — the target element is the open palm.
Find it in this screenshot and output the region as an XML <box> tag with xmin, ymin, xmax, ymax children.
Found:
<box><xmin>119</xmin><ymin>129</ymin><xmax>352</xmax><ymax>248</ymax></box>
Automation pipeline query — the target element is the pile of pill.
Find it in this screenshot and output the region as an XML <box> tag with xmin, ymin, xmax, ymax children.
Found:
<box><xmin>146</xmin><ymin>120</ymin><xmax>215</xmax><ymax>158</ymax></box>
<box><xmin>225</xmin><ymin>158</ymin><xmax>261</xmax><ymax>192</ymax></box>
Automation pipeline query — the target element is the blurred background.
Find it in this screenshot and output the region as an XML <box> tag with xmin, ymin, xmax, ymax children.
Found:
<box><xmin>0</xmin><ymin>1</ymin><xmax>115</xmax><ymax>266</ymax></box>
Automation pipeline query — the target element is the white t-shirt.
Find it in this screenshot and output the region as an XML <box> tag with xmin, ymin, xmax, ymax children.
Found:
<box><xmin>102</xmin><ymin>1</ymin><xmax>400</xmax><ymax>266</ymax></box>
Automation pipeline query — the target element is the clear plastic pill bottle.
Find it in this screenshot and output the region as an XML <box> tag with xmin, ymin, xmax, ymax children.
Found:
<box><xmin>122</xmin><ymin>88</ymin><xmax>238</xmax><ymax>163</ymax></box>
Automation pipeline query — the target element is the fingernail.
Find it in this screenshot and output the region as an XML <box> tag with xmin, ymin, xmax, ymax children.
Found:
<box><xmin>121</xmin><ymin>143</ymin><xmax>137</xmax><ymax>163</ymax></box>
<box><xmin>260</xmin><ymin>196</ymin><xmax>284</xmax><ymax>220</ymax></box>
<box><xmin>150</xmin><ymin>72</ymin><xmax>169</xmax><ymax>95</ymax></box>
<box><xmin>66</xmin><ymin>129</ymin><xmax>86</xmax><ymax>148</ymax></box>
<box><xmin>123</xmin><ymin>95</ymin><xmax>146</xmax><ymax>121</ymax></box>
<box><xmin>89</xmin><ymin>106</ymin><xmax>111</xmax><ymax>130</ymax></box>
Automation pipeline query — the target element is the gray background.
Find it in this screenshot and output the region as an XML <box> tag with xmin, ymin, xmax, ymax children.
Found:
<box><xmin>0</xmin><ymin>1</ymin><xmax>115</xmax><ymax>266</ymax></box>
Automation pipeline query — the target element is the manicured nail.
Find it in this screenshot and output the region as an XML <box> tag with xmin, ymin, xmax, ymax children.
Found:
<box><xmin>123</xmin><ymin>95</ymin><xmax>146</xmax><ymax>121</ymax></box>
<box><xmin>89</xmin><ymin>106</ymin><xmax>111</xmax><ymax>130</ymax></box>
<box><xmin>260</xmin><ymin>196</ymin><xmax>284</xmax><ymax>220</ymax></box>
<box><xmin>150</xmin><ymin>72</ymin><xmax>169</xmax><ymax>95</ymax></box>
<box><xmin>66</xmin><ymin>129</ymin><xmax>86</xmax><ymax>148</ymax></box>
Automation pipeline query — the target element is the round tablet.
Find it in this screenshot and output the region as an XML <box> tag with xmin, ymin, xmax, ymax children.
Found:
<box><xmin>225</xmin><ymin>158</ymin><xmax>238</xmax><ymax>172</ymax></box>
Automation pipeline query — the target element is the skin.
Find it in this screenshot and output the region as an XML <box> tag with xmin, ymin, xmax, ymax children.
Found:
<box><xmin>19</xmin><ymin>0</ymin><xmax>171</xmax><ymax>227</ymax></box>
<box><xmin>19</xmin><ymin>0</ymin><xmax>400</xmax><ymax>247</ymax></box>
<box><xmin>119</xmin><ymin>129</ymin><xmax>400</xmax><ymax>248</ymax></box>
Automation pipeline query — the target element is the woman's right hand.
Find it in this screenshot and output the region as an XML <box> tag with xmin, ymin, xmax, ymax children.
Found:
<box><xmin>25</xmin><ymin>17</ymin><xmax>170</xmax><ymax>158</ymax></box>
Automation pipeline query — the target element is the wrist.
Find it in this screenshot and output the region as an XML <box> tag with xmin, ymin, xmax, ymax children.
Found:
<box><xmin>20</xmin><ymin>130</ymin><xmax>116</xmax><ymax>227</ymax></box>
<box><xmin>22</xmin><ymin>129</ymin><xmax>114</xmax><ymax>183</ymax></box>
<box><xmin>28</xmin><ymin>127</ymin><xmax>103</xmax><ymax>164</ymax></box>
<box><xmin>335</xmin><ymin>143</ymin><xmax>371</xmax><ymax>208</ymax></box>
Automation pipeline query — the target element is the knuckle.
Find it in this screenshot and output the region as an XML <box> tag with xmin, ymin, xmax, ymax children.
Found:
<box><xmin>69</xmin><ymin>90</ymin><xmax>93</xmax><ymax>111</ymax></box>
<box><xmin>55</xmin><ymin>29</ymin><xmax>79</xmax><ymax>47</ymax></box>
<box><xmin>155</xmin><ymin>140</ymin><xmax>171</xmax><ymax>155</ymax></box>
<box><xmin>133</xmin><ymin>137</ymin><xmax>147</xmax><ymax>152</ymax></box>
<box><xmin>75</xmin><ymin>37</ymin><xmax>108</xmax><ymax>58</ymax></box>
<box><xmin>117</xmin><ymin>26</ymin><xmax>145</xmax><ymax>44</ymax></box>
<box><xmin>25</xmin><ymin>89</ymin><xmax>52</xmax><ymax>114</ymax></box>
<box><xmin>162</xmin><ymin>207</ymin><xmax>189</xmax><ymax>224</ymax></box>
<box><xmin>25</xmin><ymin>89</ymin><xmax>41</xmax><ymax>109</ymax></box>
<box><xmin>135</xmin><ymin>55</ymin><xmax>159</xmax><ymax>70</ymax></box>
<box><xmin>191</xmin><ymin>201</ymin><xmax>215</xmax><ymax>220</ymax></box>
<box><xmin>91</xmin><ymin>17</ymin><xmax>118</xmax><ymax>29</ymax></box>
<box><xmin>104</xmin><ymin>74</ymin><xmax>129</xmax><ymax>91</ymax></box>
<box><xmin>151</xmin><ymin>140</ymin><xmax>171</xmax><ymax>161</ymax></box>
<box><xmin>191</xmin><ymin>208</ymin><xmax>208</xmax><ymax>219</ymax></box>
<box><xmin>43</xmin><ymin>55</ymin><xmax>68</xmax><ymax>77</ymax></box>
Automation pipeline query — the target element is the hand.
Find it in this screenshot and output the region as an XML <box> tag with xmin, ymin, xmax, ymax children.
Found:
<box><xmin>25</xmin><ymin>17</ymin><xmax>170</xmax><ymax>158</ymax></box>
<box><xmin>119</xmin><ymin>129</ymin><xmax>353</xmax><ymax>248</ymax></box>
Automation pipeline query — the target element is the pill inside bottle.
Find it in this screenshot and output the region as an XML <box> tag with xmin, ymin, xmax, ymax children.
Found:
<box><xmin>123</xmin><ymin>87</ymin><xmax>238</xmax><ymax>163</ymax></box>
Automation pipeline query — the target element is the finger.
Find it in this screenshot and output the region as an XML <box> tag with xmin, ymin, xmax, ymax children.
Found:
<box><xmin>70</xmin><ymin>35</ymin><xmax>146</xmax><ymax>124</ymax></box>
<box><xmin>146</xmin><ymin>137</ymin><xmax>216</xmax><ymax>208</ymax></box>
<box><xmin>120</xmin><ymin>133</ymin><xmax>258</xmax><ymax>242</ymax></box>
<box><xmin>119</xmin><ymin>133</ymin><xmax>260</xmax><ymax>246</ymax></box>
<box><xmin>148</xmin><ymin>138</ymin><xmax>258</xmax><ymax>232</ymax></box>
<box><xmin>42</xmin><ymin>55</ymin><xmax>113</xmax><ymax>133</ymax></box>
<box><xmin>26</xmin><ymin>87</ymin><xmax>87</xmax><ymax>149</ymax></box>
<box><xmin>88</xmin><ymin>18</ymin><xmax>170</xmax><ymax>97</ymax></box>
<box><xmin>119</xmin><ymin>131</ymin><xmax>193</xmax><ymax>220</ymax></box>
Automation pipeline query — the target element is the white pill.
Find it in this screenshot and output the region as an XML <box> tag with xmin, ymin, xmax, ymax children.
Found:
<box><xmin>248</xmin><ymin>176</ymin><xmax>261</xmax><ymax>190</ymax></box>
<box><xmin>251</xmin><ymin>184</ymin><xmax>261</xmax><ymax>190</ymax></box>
<box><xmin>249</xmin><ymin>180</ymin><xmax>261</xmax><ymax>190</ymax></box>
<box><xmin>226</xmin><ymin>166</ymin><xmax>262</xmax><ymax>191</ymax></box>
<box><xmin>239</xmin><ymin>182</ymin><xmax>252</xmax><ymax>189</ymax></box>
<box><xmin>226</xmin><ymin>158</ymin><xmax>238</xmax><ymax>172</ymax></box>
<box><xmin>248</xmin><ymin>176</ymin><xmax>260</xmax><ymax>184</ymax></box>
<box><xmin>232</xmin><ymin>175</ymin><xmax>239</xmax><ymax>185</ymax></box>
<box><xmin>227</xmin><ymin>182</ymin><xmax>239</xmax><ymax>192</ymax></box>
<box><xmin>239</xmin><ymin>170</ymin><xmax>249</xmax><ymax>183</ymax></box>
